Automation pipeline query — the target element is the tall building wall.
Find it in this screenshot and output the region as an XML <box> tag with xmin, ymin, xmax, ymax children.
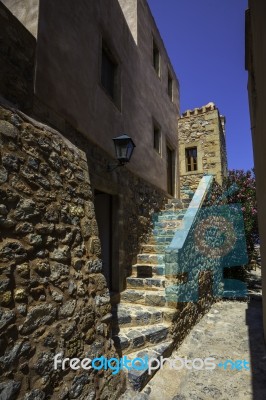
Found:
<box><xmin>246</xmin><ymin>0</ymin><xmax>266</xmax><ymax>342</ymax></box>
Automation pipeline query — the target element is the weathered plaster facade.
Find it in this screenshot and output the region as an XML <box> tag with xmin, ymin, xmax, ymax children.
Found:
<box><xmin>246</xmin><ymin>0</ymin><xmax>266</xmax><ymax>342</ymax></box>
<box><xmin>178</xmin><ymin>102</ymin><xmax>227</xmax><ymax>193</ymax></box>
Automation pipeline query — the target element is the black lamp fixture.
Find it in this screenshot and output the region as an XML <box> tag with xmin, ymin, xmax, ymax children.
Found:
<box><xmin>108</xmin><ymin>134</ymin><xmax>136</xmax><ymax>171</ymax></box>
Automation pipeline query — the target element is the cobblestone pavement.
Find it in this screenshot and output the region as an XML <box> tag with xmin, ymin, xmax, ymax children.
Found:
<box><xmin>139</xmin><ymin>269</ymin><xmax>266</xmax><ymax>400</ymax></box>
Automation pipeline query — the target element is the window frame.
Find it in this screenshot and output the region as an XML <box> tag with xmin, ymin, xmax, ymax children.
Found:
<box><xmin>152</xmin><ymin>38</ymin><xmax>161</xmax><ymax>77</ymax></box>
<box><xmin>153</xmin><ymin>120</ymin><xmax>162</xmax><ymax>155</ymax></box>
<box><xmin>167</xmin><ymin>70</ymin><xmax>173</xmax><ymax>102</ymax></box>
<box><xmin>99</xmin><ymin>38</ymin><xmax>121</xmax><ymax>109</ymax></box>
<box><xmin>185</xmin><ymin>146</ymin><xmax>198</xmax><ymax>172</ymax></box>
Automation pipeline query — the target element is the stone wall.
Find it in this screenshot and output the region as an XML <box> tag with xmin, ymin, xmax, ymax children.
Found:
<box><xmin>0</xmin><ymin>2</ymin><xmax>35</xmax><ymax>111</ymax></box>
<box><xmin>178</xmin><ymin>102</ymin><xmax>228</xmax><ymax>195</ymax></box>
<box><xmin>165</xmin><ymin>176</ymin><xmax>215</xmax><ymax>345</ymax></box>
<box><xmin>167</xmin><ymin>243</ymin><xmax>215</xmax><ymax>348</ymax></box>
<box><xmin>170</xmin><ymin>271</ymin><xmax>214</xmax><ymax>347</ymax></box>
<box><xmin>0</xmin><ymin>103</ymin><xmax>126</xmax><ymax>399</ymax></box>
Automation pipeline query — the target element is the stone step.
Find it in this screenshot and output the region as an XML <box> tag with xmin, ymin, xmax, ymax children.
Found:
<box><xmin>125</xmin><ymin>341</ymin><xmax>174</xmax><ymax>391</ymax></box>
<box><xmin>113</xmin><ymin>324</ymin><xmax>171</xmax><ymax>355</ymax></box>
<box><xmin>126</xmin><ymin>276</ymin><xmax>166</xmax><ymax>290</ymax></box>
<box><xmin>167</xmin><ymin>198</ymin><xmax>184</xmax><ymax>207</ymax></box>
<box><xmin>137</xmin><ymin>253</ymin><xmax>165</xmax><ymax>265</ymax></box>
<box><xmin>141</xmin><ymin>244</ymin><xmax>166</xmax><ymax>254</ymax></box>
<box><xmin>132</xmin><ymin>264</ymin><xmax>165</xmax><ymax>277</ymax></box>
<box><xmin>111</xmin><ymin>303</ymin><xmax>176</xmax><ymax>329</ymax></box>
<box><xmin>159</xmin><ymin>209</ymin><xmax>184</xmax><ymax>216</ymax></box>
<box><xmin>158</xmin><ymin>211</ymin><xmax>186</xmax><ymax>221</ymax></box>
<box><xmin>148</xmin><ymin>236</ymin><xmax>173</xmax><ymax>244</ymax></box>
<box><xmin>152</xmin><ymin>228</ymin><xmax>177</xmax><ymax>236</ymax></box>
<box><xmin>154</xmin><ymin>220</ymin><xmax>181</xmax><ymax>229</ymax></box>
<box><xmin>164</xmin><ymin>204</ymin><xmax>184</xmax><ymax>211</ymax></box>
<box><xmin>120</xmin><ymin>289</ymin><xmax>167</xmax><ymax>307</ymax></box>
<box><xmin>181</xmin><ymin>198</ymin><xmax>192</xmax><ymax>205</ymax></box>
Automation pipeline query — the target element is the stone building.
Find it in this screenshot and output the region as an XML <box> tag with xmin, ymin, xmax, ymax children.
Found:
<box><xmin>245</xmin><ymin>0</ymin><xmax>266</xmax><ymax>342</ymax></box>
<box><xmin>178</xmin><ymin>102</ymin><xmax>227</xmax><ymax>194</ymax></box>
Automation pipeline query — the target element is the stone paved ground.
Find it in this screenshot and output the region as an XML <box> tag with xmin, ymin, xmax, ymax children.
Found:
<box><xmin>133</xmin><ymin>268</ymin><xmax>266</xmax><ymax>400</ymax></box>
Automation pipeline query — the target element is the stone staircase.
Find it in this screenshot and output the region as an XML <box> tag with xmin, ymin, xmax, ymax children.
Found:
<box><xmin>111</xmin><ymin>198</ymin><xmax>189</xmax><ymax>390</ymax></box>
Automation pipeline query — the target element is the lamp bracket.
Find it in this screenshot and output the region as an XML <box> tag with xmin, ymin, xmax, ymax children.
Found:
<box><xmin>107</xmin><ymin>161</ymin><xmax>125</xmax><ymax>172</ymax></box>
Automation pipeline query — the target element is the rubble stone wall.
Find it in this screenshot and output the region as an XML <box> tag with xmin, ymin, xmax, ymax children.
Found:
<box><xmin>0</xmin><ymin>103</ymin><xmax>126</xmax><ymax>400</ymax></box>
<box><xmin>170</xmin><ymin>271</ymin><xmax>214</xmax><ymax>347</ymax></box>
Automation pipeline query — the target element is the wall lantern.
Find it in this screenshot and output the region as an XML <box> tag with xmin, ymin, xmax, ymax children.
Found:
<box><xmin>108</xmin><ymin>134</ymin><xmax>136</xmax><ymax>171</ymax></box>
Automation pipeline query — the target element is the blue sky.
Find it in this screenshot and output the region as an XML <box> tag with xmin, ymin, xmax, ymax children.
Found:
<box><xmin>147</xmin><ymin>0</ymin><xmax>253</xmax><ymax>171</ymax></box>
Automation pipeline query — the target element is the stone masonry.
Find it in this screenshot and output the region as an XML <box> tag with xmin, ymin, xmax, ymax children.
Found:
<box><xmin>0</xmin><ymin>103</ymin><xmax>126</xmax><ymax>399</ymax></box>
<box><xmin>178</xmin><ymin>102</ymin><xmax>227</xmax><ymax>197</ymax></box>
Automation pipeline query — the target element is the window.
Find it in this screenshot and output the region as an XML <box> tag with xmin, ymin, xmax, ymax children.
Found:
<box><xmin>185</xmin><ymin>147</ymin><xmax>198</xmax><ymax>172</ymax></box>
<box><xmin>168</xmin><ymin>71</ymin><xmax>173</xmax><ymax>101</ymax></box>
<box><xmin>153</xmin><ymin>122</ymin><xmax>161</xmax><ymax>154</ymax></box>
<box><xmin>153</xmin><ymin>39</ymin><xmax>160</xmax><ymax>76</ymax></box>
<box><xmin>101</xmin><ymin>41</ymin><xmax>118</xmax><ymax>101</ymax></box>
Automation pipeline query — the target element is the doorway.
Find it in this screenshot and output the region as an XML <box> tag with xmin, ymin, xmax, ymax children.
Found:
<box><xmin>94</xmin><ymin>190</ymin><xmax>112</xmax><ymax>289</ymax></box>
<box><xmin>167</xmin><ymin>145</ymin><xmax>175</xmax><ymax>196</ymax></box>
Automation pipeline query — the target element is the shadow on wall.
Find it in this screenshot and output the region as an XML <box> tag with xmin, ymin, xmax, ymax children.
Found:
<box><xmin>0</xmin><ymin>2</ymin><xmax>36</xmax><ymax>111</ymax></box>
<box><xmin>246</xmin><ymin>295</ymin><xmax>266</xmax><ymax>399</ymax></box>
